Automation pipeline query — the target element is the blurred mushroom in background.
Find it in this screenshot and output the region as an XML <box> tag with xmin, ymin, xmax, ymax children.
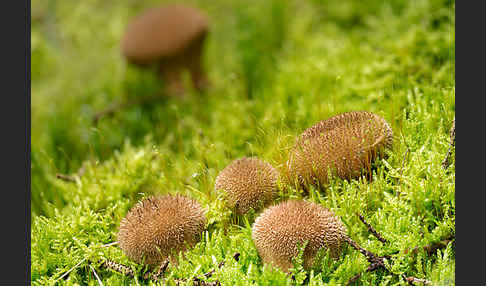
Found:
<box><xmin>121</xmin><ymin>4</ymin><xmax>210</xmax><ymax>96</ymax></box>
<box><xmin>93</xmin><ymin>4</ymin><xmax>211</xmax><ymax>123</ymax></box>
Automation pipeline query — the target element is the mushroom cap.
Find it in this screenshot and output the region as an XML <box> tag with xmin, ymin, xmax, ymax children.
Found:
<box><xmin>252</xmin><ymin>200</ymin><xmax>347</xmax><ymax>272</ymax></box>
<box><xmin>121</xmin><ymin>4</ymin><xmax>209</xmax><ymax>65</ymax></box>
<box><xmin>286</xmin><ymin>111</ymin><xmax>393</xmax><ymax>188</ymax></box>
<box><xmin>215</xmin><ymin>157</ymin><xmax>279</xmax><ymax>215</ymax></box>
<box><xmin>117</xmin><ymin>194</ymin><xmax>206</xmax><ymax>267</ymax></box>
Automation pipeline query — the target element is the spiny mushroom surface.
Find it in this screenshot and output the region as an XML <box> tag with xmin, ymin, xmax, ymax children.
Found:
<box><xmin>252</xmin><ymin>200</ymin><xmax>347</xmax><ymax>272</ymax></box>
<box><xmin>215</xmin><ymin>157</ymin><xmax>279</xmax><ymax>215</ymax></box>
<box><xmin>286</xmin><ymin>111</ymin><xmax>393</xmax><ymax>189</ymax></box>
<box><xmin>121</xmin><ymin>4</ymin><xmax>209</xmax><ymax>94</ymax></box>
<box><xmin>117</xmin><ymin>194</ymin><xmax>206</xmax><ymax>267</ymax></box>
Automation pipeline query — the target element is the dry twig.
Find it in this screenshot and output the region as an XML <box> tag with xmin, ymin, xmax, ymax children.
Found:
<box><xmin>345</xmin><ymin>215</ymin><xmax>447</xmax><ymax>285</ymax></box>
<box><xmin>143</xmin><ymin>259</ymin><xmax>170</xmax><ymax>281</ymax></box>
<box><xmin>403</xmin><ymin>237</ymin><xmax>454</xmax><ymax>255</ymax></box>
<box><xmin>357</xmin><ymin>213</ymin><xmax>388</xmax><ymax>244</ymax></box>
<box><xmin>344</xmin><ymin>236</ymin><xmax>398</xmax><ymax>285</ymax></box>
<box><xmin>56</xmin><ymin>162</ymin><xmax>89</xmax><ymax>183</ymax></box>
<box><xmin>192</xmin><ymin>252</ymin><xmax>240</xmax><ymax>285</ymax></box>
<box><xmin>56</xmin><ymin>173</ymin><xmax>77</xmax><ymax>182</ymax></box>
<box><xmin>99</xmin><ymin>259</ymin><xmax>135</xmax><ymax>277</ymax></box>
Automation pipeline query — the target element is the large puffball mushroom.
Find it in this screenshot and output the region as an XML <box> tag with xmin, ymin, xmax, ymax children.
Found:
<box><xmin>117</xmin><ymin>194</ymin><xmax>206</xmax><ymax>267</ymax></box>
<box><xmin>286</xmin><ymin>111</ymin><xmax>393</xmax><ymax>189</ymax></box>
<box><xmin>121</xmin><ymin>4</ymin><xmax>210</xmax><ymax>95</ymax></box>
<box><xmin>215</xmin><ymin>157</ymin><xmax>279</xmax><ymax>216</ymax></box>
<box><xmin>252</xmin><ymin>200</ymin><xmax>347</xmax><ymax>272</ymax></box>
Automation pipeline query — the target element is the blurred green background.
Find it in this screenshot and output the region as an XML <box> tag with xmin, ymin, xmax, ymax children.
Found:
<box><xmin>31</xmin><ymin>0</ymin><xmax>454</xmax><ymax>284</ymax></box>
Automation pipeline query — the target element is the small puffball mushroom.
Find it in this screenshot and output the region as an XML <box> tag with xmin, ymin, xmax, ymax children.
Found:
<box><xmin>121</xmin><ymin>4</ymin><xmax>210</xmax><ymax>95</ymax></box>
<box><xmin>117</xmin><ymin>194</ymin><xmax>206</xmax><ymax>267</ymax></box>
<box><xmin>215</xmin><ymin>157</ymin><xmax>279</xmax><ymax>216</ymax></box>
<box><xmin>286</xmin><ymin>111</ymin><xmax>393</xmax><ymax>189</ymax></box>
<box><xmin>252</xmin><ymin>200</ymin><xmax>347</xmax><ymax>272</ymax></box>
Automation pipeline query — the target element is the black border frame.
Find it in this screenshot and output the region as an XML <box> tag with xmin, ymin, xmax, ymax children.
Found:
<box><xmin>3</xmin><ymin>0</ymin><xmax>30</xmax><ymax>284</ymax></box>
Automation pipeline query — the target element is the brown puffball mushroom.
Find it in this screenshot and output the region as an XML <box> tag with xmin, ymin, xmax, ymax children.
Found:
<box><xmin>121</xmin><ymin>4</ymin><xmax>210</xmax><ymax>95</ymax></box>
<box><xmin>117</xmin><ymin>194</ymin><xmax>206</xmax><ymax>267</ymax></box>
<box><xmin>215</xmin><ymin>157</ymin><xmax>279</xmax><ymax>216</ymax></box>
<box><xmin>286</xmin><ymin>111</ymin><xmax>393</xmax><ymax>189</ymax></box>
<box><xmin>252</xmin><ymin>200</ymin><xmax>347</xmax><ymax>272</ymax></box>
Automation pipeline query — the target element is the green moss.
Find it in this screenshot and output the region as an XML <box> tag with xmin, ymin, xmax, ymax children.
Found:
<box><xmin>31</xmin><ymin>0</ymin><xmax>455</xmax><ymax>284</ymax></box>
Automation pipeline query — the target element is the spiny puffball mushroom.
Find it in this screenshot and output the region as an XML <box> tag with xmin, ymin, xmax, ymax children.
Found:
<box><xmin>215</xmin><ymin>157</ymin><xmax>279</xmax><ymax>216</ymax></box>
<box><xmin>252</xmin><ymin>200</ymin><xmax>347</xmax><ymax>272</ymax></box>
<box><xmin>121</xmin><ymin>4</ymin><xmax>209</xmax><ymax>95</ymax></box>
<box><xmin>286</xmin><ymin>111</ymin><xmax>393</xmax><ymax>189</ymax></box>
<box><xmin>117</xmin><ymin>194</ymin><xmax>206</xmax><ymax>267</ymax></box>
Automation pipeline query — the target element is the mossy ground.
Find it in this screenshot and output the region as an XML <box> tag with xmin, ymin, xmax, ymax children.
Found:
<box><xmin>31</xmin><ymin>0</ymin><xmax>455</xmax><ymax>285</ymax></box>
